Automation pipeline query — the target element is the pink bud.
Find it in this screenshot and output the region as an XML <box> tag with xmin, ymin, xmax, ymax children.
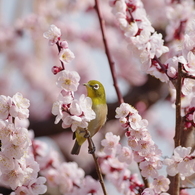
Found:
<box><xmin>52</xmin><ymin>66</ymin><xmax>63</xmax><ymax>75</ymax></box>
<box><xmin>60</xmin><ymin>41</ymin><xmax>69</xmax><ymax>49</ymax></box>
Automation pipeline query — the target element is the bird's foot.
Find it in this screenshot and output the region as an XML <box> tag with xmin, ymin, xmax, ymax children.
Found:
<box><xmin>84</xmin><ymin>130</ymin><xmax>91</xmax><ymax>138</ymax></box>
<box><xmin>88</xmin><ymin>146</ymin><xmax>96</xmax><ymax>154</ymax></box>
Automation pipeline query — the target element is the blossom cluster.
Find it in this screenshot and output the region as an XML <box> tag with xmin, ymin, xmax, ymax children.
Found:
<box><xmin>0</xmin><ymin>93</ymin><xmax>47</xmax><ymax>194</ymax></box>
<box><xmin>164</xmin><ymin>146</ymin><xmax>195</xmax><ymax>180</ymax></box>
<box><xmin>110</xmin><ymin>0</ymin><xmax>169</xmax><ymax>82</ymax></box>
<box><xmin>115</xmin><ymin>103</ymin><xmax>170</xmax><ymax>194</ymax></box>
<box><xmin>44</xmin><ymin>25</ymin><xmax>96</xmax><ymax>132</ymax></box>
<box><xmin>98</xmin><ymin>132</ymin><xmax>144</xmax><ymax>194</ymax></box>
<box><xmin>110</xmin><ymin>0</ymin><xmax>195</xmax><ymax>130</ymax></box>
<box><xmin>43</xmin><ymin>24</ymin><xmax>75</xmax><ymax>74</ymax></box>
<box><xmin>32</xmin><ymin>138</ymin><xmax>102</xmax><ymax>195</ymax></box>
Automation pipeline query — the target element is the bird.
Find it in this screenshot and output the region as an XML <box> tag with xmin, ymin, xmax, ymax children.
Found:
<box><xmin>71</xmin><ymin>80</ymin><xmax>107</xmax><ymax>155</ymax></box>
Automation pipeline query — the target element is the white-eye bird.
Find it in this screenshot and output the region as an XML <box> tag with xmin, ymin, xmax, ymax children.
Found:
<box><xmin>71</xmin><ymin>80</ymin><xmax>107</xmax><ymax>155</ymax></box>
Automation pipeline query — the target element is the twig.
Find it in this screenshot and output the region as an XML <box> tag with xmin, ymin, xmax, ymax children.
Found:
<box><xmin>174</xmin><ymin>63</ymin><xmax>183</xmax><ymax>148</ymax></box>
<box><xmin>137</xmin><ymin>163</ymin><xmax>149</xmax><ymax>188</ymax></box>
<box><xmin>182</xmin><ymin>72</ymin><xmax>195</xmax><ymax>80</ymax></box>
<box><xmin>56</xmin><ymin>41</ymin><xmax>65</xmax><ymax>70</ymax></box>
<box><xmin>94</xmin><ymin>0</ymin><xmax>150</xmax><ymax>189</ymax></box>
<box><xmin>94</xmin><ymin>0</ymin><xmax>123</xmax><ymax>104</ymax></box>
<box><xmin>85</xmin><ymin>130</ymin><xmax>108</xmax><ymax>195</ymax></box>
<box><xmin>168</xmin><ymin>62</ymin><xmax>183</xmax><ymax>195</ymax></box>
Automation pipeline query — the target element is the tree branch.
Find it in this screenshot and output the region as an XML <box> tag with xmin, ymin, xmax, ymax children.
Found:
<box><xmin>168</xmin><ymin>62</ymin><xmax>183</xmax><ymax>195</ymax></box>
<box><xmin>86</xmin><ymin>130</ymin><xmax>108</xmax><ymax>195</ymax></box>
<box><xmin>94</xmin><ymin>0</ymin><xmax>123</xmax><ymax>104</ymax></box>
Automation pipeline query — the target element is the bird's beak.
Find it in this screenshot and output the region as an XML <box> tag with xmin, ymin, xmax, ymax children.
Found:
<box><xmin>83</xmin><ymin>83</ymin><xmax>91</xmax><ymax>87</ymax></box>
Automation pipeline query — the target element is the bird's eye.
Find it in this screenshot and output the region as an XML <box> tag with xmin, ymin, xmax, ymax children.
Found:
<box><xmin>93</xmin><ymin>84</ymin><xmax>99</xmax><ymax>90</ymax></box>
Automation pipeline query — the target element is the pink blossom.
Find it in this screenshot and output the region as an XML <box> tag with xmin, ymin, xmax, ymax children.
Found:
<box><xmin>69</xmin><ymin>99</ymin><xmax>82</xmax><ymax>116</ymax></box>
<box><xmin>116</xmin><ymin>103</ymin><xmax>137</xmax><ymax>119</ymax></box>
<box><xmin>78</xmin><ymin>95</ymin><xmax>96</xmax><ymax>122</ymax></box>
<box><xmin>129</xmin><ymin>113</ymin><xmax>148</xmax><ymax>130</ymax></box>
<box><xmin>116</xmin><ymin>12</ymin><xmax>138</xmax><ymax>37</ymax></box>
<box><xmin>117</xmin><ymin>146</ymin><xmax>133</xmax><ymax>164</ymax></box>
<box><xmin>43</xmin><ymin>168</ymin><xmax>59</xmax><ymax>186</ymax></box>
<box><xmin>79</xmin><ymin>176</ymin><xmax>101</xmax><ymax>195</ymax></box>
<box><xmin>141</xmin><ymin>188</ymin><xmax>156</xmax><ymax>195</ymax></box>
<box><xmin>139</xmin><ymin>160</ymin><xmax>159</xmax><ymax>178</ymax></box>
<box><xmin>59</xmin><ymin>48</ymin><xmax>75</xmax><ymax>64</ymax></box>
<box><xmin>163</xmin><ymin>146</ymin><xmax>195</xmax><ymax>179</ymax></box>
<box><xmin>27</xmin><ymin>177</ymin><xmax>47</xmax><ymax>195</ymax></box>
<box><xmin>43</xmin><ymin>24</ymin><xmax>61</xmax><ymax>45</ymax></box>
<box><xmin>0</xmin><ymin>152</ymin><xmax>15</xmax><ymax>170</ymax></box>
<box><xmin>60</xmin><ymin>40</ymin><xmax>69</xmax><ymax>49</ymax></box>
<box><xmin>101</xmin><ymin>157</ymin><xmax>126</xmax><ymax>175</ymax></box>
<box><xmin>163</xmin><ymin>158</ymin><xmax>178</xmax><ymax>177</ymax></box>
<box><xmin>51</xmin><ymin>100</ymin><xmax>64</xmax><ymax>124</ymax></box>
<box><xmin>10</xmin><ymin>92</ymin><xmax>30</xmax><ymax>119</ymax></box>
<box><xmin>68</xmin><ymin>115</ymin><xmax>89</xmax><ymax>132</ymax></box>
<box><xmin>56</xmin><ymin>70</ymin><xmax>80</xmax><ymax>91</ymax></box>
<box><xmin>52</xmin><ymin>92</ymin><xmax>73</xmax><ymax>124</ymax></box>
<box><xmin>152</xmin><ymin>175</ymin><xmax>170</xmax><ymax>193</ymax></box>
<box><xmin>183</xmin><ymin>51</ymin><xmax>195</xmax><ymax>75</ymax></box>
<box><xmin>11</xmin><ymin>127</ymin><xmax>30</xmax><ymax>148</ymax></box>
<box><xmin>0</xmin><ymin>162</ymin><xmax>25</xmax><ymax>190</ymax></box>
<box><xmin>2</xmin><ymin>143</ymin><xmax>26</xmax><ymax>159</ymax></box>
<box><xmin>182</xmin><ymin>78</ymin><xmax>195</xmax><ymax>96</ymax></box>
<box><xmin>57</xmin><ymin>162</ymin><xmax>85</xmax><ymax>194</ymax></box>
<box><xmin>111</xmin><ymin>0</ymin><xmax>126</xmax><ymax>15</ymax></box>
<box><xmin>101</xmin><ymin>132</ymin><xmax>120</xmax><ymax>155</ymax></box>
<box><xmin>166</xmin><ymin>56</ymin><xmax>186</xmax><ymax>78</ymax></box>
<box><xmin>0</xmin><ymin>95</ymin><xmax>12</xmax><ymax>120</ymax></box>
<box><xmin>14</xmin><ymin>177</ymin><xmax>47</xmax><ymax>195</ymax></box>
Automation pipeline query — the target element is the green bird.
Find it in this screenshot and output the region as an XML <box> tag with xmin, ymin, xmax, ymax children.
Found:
<box><xmin>71</xmin><ymin>80</ymin><xmax>108</xmax><ymax>155</ymax></box>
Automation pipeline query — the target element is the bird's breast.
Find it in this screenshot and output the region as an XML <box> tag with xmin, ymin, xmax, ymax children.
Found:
<box><xmin>88</xmin><ymin>103</ymin><xmax>108</xmax><ymax>136</ymax></box>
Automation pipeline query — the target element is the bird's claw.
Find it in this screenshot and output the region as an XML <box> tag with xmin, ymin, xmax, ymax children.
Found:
<box><xmin>84</xmin><ymin>131</ymin><xmax>91</xmax><ymax>138</ymax></box>
<box><xmin>88</xmin><ymin>146</ymin><xmax>96</xmax><ymax>154</ymax></box>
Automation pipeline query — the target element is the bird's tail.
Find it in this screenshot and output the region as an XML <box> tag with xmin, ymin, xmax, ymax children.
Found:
<box><xmin>71</xmin><ymin>140</ymin><xmax>81</xmax><ymax>155</ymax></box>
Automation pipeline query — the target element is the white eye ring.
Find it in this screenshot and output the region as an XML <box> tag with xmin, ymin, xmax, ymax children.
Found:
<box><xmin>93</xmin><ymin>84</ymin><xmax>99</xmax><ymax>90</ymax></box>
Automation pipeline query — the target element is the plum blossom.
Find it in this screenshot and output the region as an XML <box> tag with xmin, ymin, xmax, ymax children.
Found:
<box><xmin>141</xmin><ymin>188</ymin><xmax>156</xmax><ymax>195</ymax></box>
<box><xmin>117</xmin><ymin>146</ymin><xmax>133</xmax><ymax>164</ymax></box>
<box><xmin>79</xmin><ymin>176</ymin><xmax>102</xmax><ymax>195</ymax></box>
<box><xmin>57</xmin><ymin>162</ymin><xmax>85</xmax><ymax>194</ymax></box>
<box><xmin>0</xmin><ymin>95</ymin><xmax>12</xmax><ymax>120</ymax></box>
<box><xmin>111</xmin><ymin>0</ymin><xmax>126</xmax><ymax>15</ymax></box>
<box><xmin>0</xmin><ymin>153</ymin><xmax>15</xmax><ymax>170</ymax></box>
<box><xmin>0</xmin><ymin>94</ymin><xmax>47</xmax><ymax>193</ymax></box>
<box><xmin>43</xmin><ymin>24</ymin><xmax>61</xmax><ymax>45</ymax></box>
<box><xmin>116</xmin><ymin>102</ymin><xmax>137</xmax><ymax>119</ymax></box>
<box><xmin>110</xmin><ymin>0</ymin><xmax>169</xmax><ymax>82</ymax></box>
<box><xmin>163</xmin><ymin>146</ymin><xmax>195</xmax><ymax>179</ymax></box>
<box><xmin>116</xmin><ymin>12</ymin><xmax>138</xmax><ymax>37</ymax></box>
<box><xmin>182</xmin><ymin>78</ymin><xmax>195</xmax><ymax>96</ymax></box>
<box><xmin>56</xmin><ymin>70</ymin><xmax>80</xmax><ymax>91</ymax></box>
<box><xmin>116</xmin><ymin>102</ymin><xmax>148</xmax><ymax>130</ymax></box>
<box><xmin>59</xmin><ymin>48</ymin><xmax>75</xmax><ymax>64</ymax></box>
<box><xmin>152</xmin><ymin>175</ymin><xmax>170</xmax><ymax>193</ymax></box>
<box><xmin>139</xmin><ymin>160</ymin><xmax>159</xmax><ymax>178</ymax></box>
<box><xmin>101</xmin><ymin>132</ymin><xmax>120</xmax><ymax>155</ymax></box>
<box><xmin>166</xmin><ymin>56</ymin><xmax>186</xmax><ymax>78</ymax></box>
<box><xmin>53</xmin><ymin>93</ymin><xmax>96</xmax><ymax>132</ymax></box>
<box><xmin>183</xmin><ymin>51</ymin><xmax>195</xmax><ymax>75</ymax></box>
<box><xmin>9</xmin><ymin>92</ymin><xmax>30</xmax><ymax>119</ymax></box>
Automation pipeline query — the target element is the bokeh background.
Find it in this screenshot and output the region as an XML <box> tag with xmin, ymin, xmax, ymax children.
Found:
<box><xmin>0</xmin><ymin>0</ymin><xmax>178</xmax><ymax>194</ymax></box>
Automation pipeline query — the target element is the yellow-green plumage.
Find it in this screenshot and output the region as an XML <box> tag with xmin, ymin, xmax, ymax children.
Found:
<box><xmin>71</xmin><ymin>80</ymin><xmax>107</xmax><ymax>155</ymax></box>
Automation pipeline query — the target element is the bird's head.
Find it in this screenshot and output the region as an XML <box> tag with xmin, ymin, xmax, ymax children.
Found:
<box><xmin>83</xmin><ymin>80</ymin><xmax>106</xmax><ymax>104</ymax></box>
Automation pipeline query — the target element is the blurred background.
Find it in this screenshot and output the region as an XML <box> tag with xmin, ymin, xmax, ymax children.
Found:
<box><xmin>0</xmin><ymin>0</ymin><xmax>177</xmax><ymax>194</ymax></box>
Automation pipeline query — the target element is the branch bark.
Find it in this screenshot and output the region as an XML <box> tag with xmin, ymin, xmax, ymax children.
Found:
<box><xmin>168</xmin><ymin>62</ymin><xmax>183</xmax><ymax>195</ymax></box>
